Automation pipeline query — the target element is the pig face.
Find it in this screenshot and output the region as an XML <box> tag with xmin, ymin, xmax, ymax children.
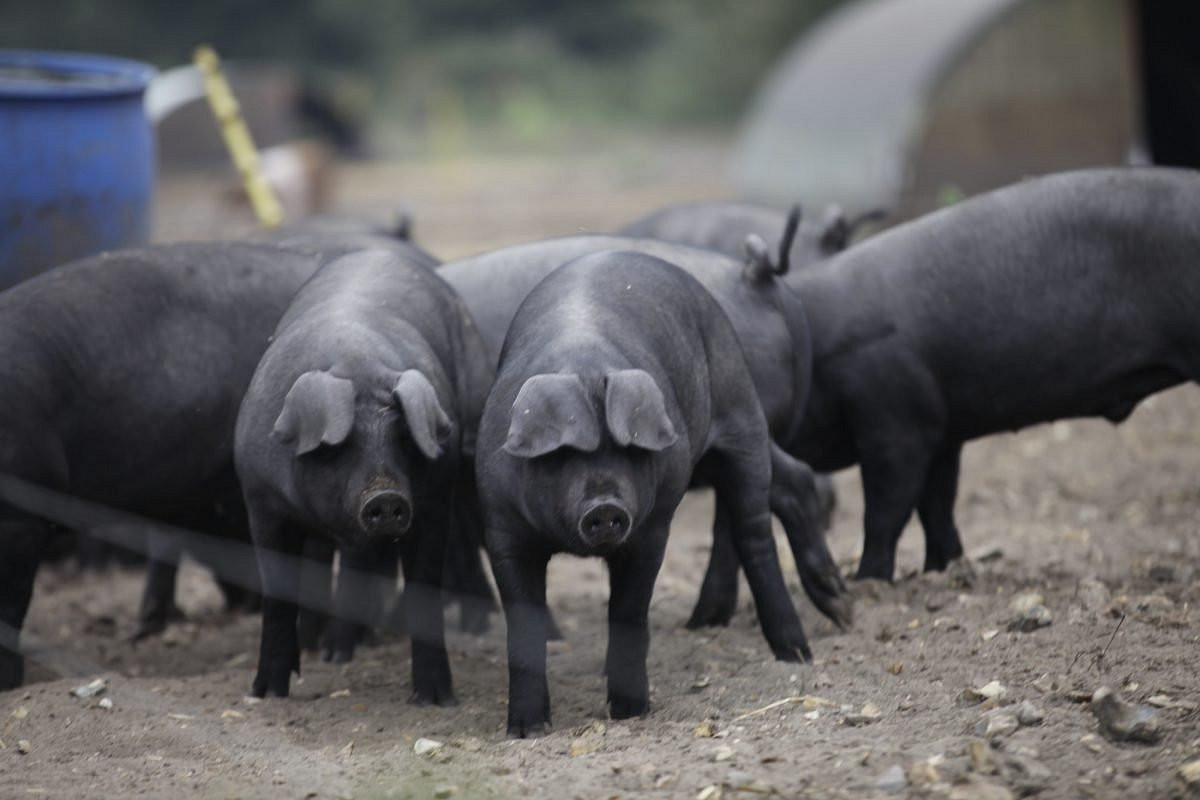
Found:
<box><xmin>502</xmin><ymin>370</ymin><xmax>678</xmax><ymax>553</ymax></box>
<box><xmin>271</xmin><ymin>368</ymin><xmax>453</xmax><ymax>547</ymax></box>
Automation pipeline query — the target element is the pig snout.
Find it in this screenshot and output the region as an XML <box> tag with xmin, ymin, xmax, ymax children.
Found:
<box><xmin>578</xmin><ymin>498</ymin><xmax>632</xmax><ymax>548</ymax></box>
<box><xmin>358</xmin><ymin>489</ymin><xmax>412</xmax><ymax>537</ymax></box>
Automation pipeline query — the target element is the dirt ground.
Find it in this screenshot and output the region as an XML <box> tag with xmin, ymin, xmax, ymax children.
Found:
<box><xmin>2</xmin><ymin>139</ymin><xmax>1199</xmax><ymax>799</ymax></box>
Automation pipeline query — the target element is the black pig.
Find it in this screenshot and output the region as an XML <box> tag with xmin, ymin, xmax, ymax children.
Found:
<box><xmin>477</xmin><ymin>250</ymin><xmax>811</xmax><ymax>737</ymax></box>
<box><xmin>234</xmin><ymin>249</ymin><xmax>490</xmax><ymax>703</ymax></box>
<box><xmin>0</xmin><ymin>242</ymin><xmax>328</xmax><ymax>689</ymax></box>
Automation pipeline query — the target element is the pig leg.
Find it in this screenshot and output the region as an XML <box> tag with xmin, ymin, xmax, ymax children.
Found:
<box><xmin>768</xmin><ymin>445</ymin><xmax>851</xmax><ymax>628</ymax></box>
<box><xmin>444</xmin><ymin>474</ymin><xmax>498</xmax><ymax>634</ymax></box>
<box><xmin>605</xmin><ymin>529</ymin><xmax>668</xmax><ymax>719</ymax></box>
<box><xmin>249</xmin><ymin>512</ymin><xmax>304</xmax><ymax>698</ymax></box>
<box><xmin>855</xmin><ymin>444</ymin><xmax>935</xmax><ymax>581</ymax></box>
<box><xmin>324</xmin><ymin>540</ymin><xmax>397</xmax><ymax>663</ymax></box>
<box><xmin>401</xmin><ymin>504</ymin><xmax>455</xmax><ymax>707</ymax></box>
<box><xmin>296</xmin><ymin>536</ymin><xmax>334</xmax><ymax>652</ymax></box>
<box><xmin>0</xmin><ymin>520</ymin><xmax>50</xmax><ymax>690</ymax></box>
<box><xmin>710</xmin><ymin>445</ymin><xmax>812</xmax><ymax>663</ymax></box>
<box><xmin>686</xmin><ymin>500</ymin><xmax>740</xmax><ymax>629</ymax></box>
<box><xmin>917</xmin><ymin>445</ymin><xmax>965</xmax><ymax>572</ymax></box>
<box><xmin>491</xmin><ymin>545</ymin><xmax>552</xmax><ymax>737</ymax></box>
<box><xmin>134</xmin><ymin>532</ymin><xmax>184</xmax><ymax>641</ymax></box>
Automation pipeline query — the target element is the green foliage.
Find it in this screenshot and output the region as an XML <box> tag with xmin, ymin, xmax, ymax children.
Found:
<box><xmin>0</xmin><ymin>0</ymin><xmax>850</xmax><ymax>145</ymax></box>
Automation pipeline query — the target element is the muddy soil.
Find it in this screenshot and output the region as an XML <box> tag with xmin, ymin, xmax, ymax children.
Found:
<box><xmin>2</xmin><ymin>140</ymin><xmax>1198</xmax><ymax>799</ymax></box>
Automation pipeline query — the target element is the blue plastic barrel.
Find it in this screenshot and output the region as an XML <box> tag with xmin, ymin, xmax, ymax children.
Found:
<box><xmin>0</xmin><ymin>50</ymin><xmax>156</xmax><ymax>289</ymax></box>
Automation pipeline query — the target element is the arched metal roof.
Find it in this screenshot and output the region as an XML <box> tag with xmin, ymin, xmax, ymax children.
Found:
<box><xmin>732</xmin><ymin>0</ymin><xmax>1027</xmax><ymax>212</ymax></box>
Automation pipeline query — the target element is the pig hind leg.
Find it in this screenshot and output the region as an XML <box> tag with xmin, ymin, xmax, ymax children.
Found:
<box><xmin>686</xmin><ymin>500</ymin><xmax>740</xmax><ymax>629</ymax></box>
<box><xmin>768</xmin><ymin>445</ymin><xmax>851</xmax><ymax>628</ymax></box>
<box><xmin>917</xmin><ymin>444</ymin><xmax>965</xmax><ymax>572</ymax></box>
<box><xmin>324</xmin><ymin>540</ymin><xmax>398</xmax><ymax>663</ymax></box>
<box><xmin>400</xmin><ymin>504</ymin><xmax>456</xmax><ymax>707</ymax></box>
<box><xmin>705</xmin><ymin>440</ymin><xmax>812</xmax><ymax>662</ymax></box>
<box><xmin>0</xmin><ymin>520</ymin><xmax>51</xmax><ymax>690</ymax></box>
<box><xmin>855</xmin><ymin>440</ymin><xmax>936</xmax><ymax>581</ymax></box>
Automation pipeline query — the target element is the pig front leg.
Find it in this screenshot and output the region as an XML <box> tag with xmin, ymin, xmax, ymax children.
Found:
<box><xmin>400</xmin><ymin>519</ymin><xmax>455</xmax><ymax>707</ymax></box>
<box><xmin>711</xmin><ymin>445</ymin><xmax>812</xmax><ymax>663</ymax></box>
<box><xmin>605</xmin><ymin>527</ymin><xmax>668</xmax><ymax>719</ymax></box>
<box><xmin>768</xmin><ymin>445</ymin><xmax>851</xmax><ymax>628</ymax></box>
<box><xmin>490</xmin><ymin>545</ymin><xmax>552</xmax><ymax>737</ymax></box>
<box><xmin>249</xmin><ymin>511</ymin><xmax>304</xmax><ymax>698</ymax></box>
<box><xmin>917</xmin><ymin>444</ymin><xmax>965</xmax><ymax>572</ymax></box>
<box><xmin>0</xmin><ymin>519</ymin><xmax>50</xmax><ymax>690</ymax></box>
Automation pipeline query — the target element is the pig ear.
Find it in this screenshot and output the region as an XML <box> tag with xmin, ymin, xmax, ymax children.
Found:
<box><xmin>604</xmin><ymin>369</ymin><xmax>678</xmax><ymax>452</ymax></box>
<box><xmin>818</xmin><ymin>204</ymin><xmax>851</xmax><ymax>253</ymax></box>
<box><xmin>392</xmin><ymin>370</ymin><xmax>453</xmax><ymax>460</ymax></box>
<box><xmin>504</xmin><ymin>374</ymin><xmax>601</xmax><ymax>458</ymax></box>
<box><xmin>272</xmin><ymin>371</ymin><xmax>357</xmax><ymax>456</ymax></box>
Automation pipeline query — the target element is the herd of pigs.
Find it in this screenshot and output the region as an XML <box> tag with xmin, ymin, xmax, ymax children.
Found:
<box><xmin>0</xmin><ymin>166</ymin><xmax>1197</xmax><ymax>739</ymax></box>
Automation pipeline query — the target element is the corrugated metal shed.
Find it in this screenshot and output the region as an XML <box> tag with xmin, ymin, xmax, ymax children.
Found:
<box><xmin>733</xmin><ymin>0</ymin><xmax>1140</xmax><ymax>218</ymax></box>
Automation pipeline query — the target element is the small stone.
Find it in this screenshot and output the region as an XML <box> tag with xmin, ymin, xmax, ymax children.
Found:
<box><xmin>414</xmin><ymin>738</ymin><xmax>444</xmax><ymax>756</ymax></box>
<box><xmin>898</xmin><ymin>696</ymin><xmax>915</xmax><ymax>711</ymax></box>
<box><xmin>1016</xmin><ymin>700</ymin><xmax>1044</xmax><ymax>727</ymax></box>
<box><xmin>568</xmin><ymin>737</ymin><xmax>601</xmax><ymax>758</ymax></box>
<box><xmin>696</xmin><ymin>786</ymin><xmax>721</xmax><ymax>800</ymax></box>
<box><xmin>962</xmin><ymin>680</ymin><xmax>1007</xmax><ymax>705</ymax></box>
<box><xmin>1147</xmin><ymin>694</ymin><xmax>1173</xmax><ymax>708</ymax></box>
<box><xmin>1008</xmin><ymin>592</ymin><xmax>1044</xmax><ymax>615</ymax></box>
<box><xmin>329</xmin><ymin>689</ymin><xmax>351</xmax><ymax>698</ymax></box>
<box><xmin>12</xmin><ymin>706</ymin><xmax>28</xmax><ymax>720</ymax></box>
<box><xmin>69</xmin><ymin>678</ymin><xmax>107</xmax><ymax>699</ymax></box>
<box><xmin>1091</xmin><ymin>686</ymin><xmax>1162</xmax><ymax>744</ymax></box>
<box><xmin>1008</xmin><ymin>604</ymin><xmax>1053</xmax><ymax>632</ymax></box>
<box><xmin>220</xmin><ymin>710</ymin><xmax>244</xmax><ymax>720</ymax></box>
<box><xmin>1179</xmin><ymin>759</ymin><xmax>1200</xmax><ymax>787</ymax></box>
<box><xmin>98</xmin><ymin>698</ymin><xmax>113</xmax><ymax>711</ymax></box>
<box><xmin>1076</xmin><ymin>578</ymin><xmax>1111</xmax><ymax>612</ymax></box>
<box><xmin>907</xmin><ymin>760</ymin><xmax>940</xmax><ymax>786</ymax></box>
<box><xmin>976</xmin><ymin>710</ymin><xmax>1019</xmax><ymax>740</ymax></box>
<box><xmin>969</xmin><ymin>739</ymin><xmax>995</xmax><ymax>774</ymax></box>
<box><xmin>980</xmin><ymin>629</ymin><xmax>1000</xmax><ymax>641</ymax></box>
<box><xmin>969</xmin><ymin>544</ymin><xmax>1004</xmax><ymax>563</ymax></box>
<box><xmin>875</xmin><ymin>764</ymin><xmax>907</xmax><ymax>794</ymax></box>
<box><xmin>887</xmin><ymin>662</ymin><xmax>903</xmax><ymax>675</ymax></box>
<box><xmin>1080</xmin><ymin>734</ymin><xmax>1104</xmax><ymax>753</ymax></box>
<box><xmin>814</xmin><ymin>672</ymin><xmax>833</xmax><ymax>689</ymax></box>
<box><xmin>713</xmin><ymin>745</ymin><xmax>735</xmax><ymax>762</ymax></box>
<box><xmin>691</xmin><ymin>676</ymin><xmax>711</xmax><ymax>691</ymax></box>
<box><xmin>433</xmin><ymin>786</ymin><xmax>456</xmax><ymax>799</ymax></box>
<box><xmin>999</xmin><ymin>752</ymin><xmax>1053</xmax><ymax>795</ymax></box>
<box><xmin>948</xmin><ymin>776</ymin><xmax>1014</xmax><ymax>800</ymax></box>
<box><xmin>803</xmin><ymin>710</ymin><xmax>820</xmax><ymax>721</ymax></box>
<box><xmin>694</xmin><ymin>720</ymin><xmax>717</xmax><ymax>738</ymax></box>
<box><xmin>17</xmin><ymin>740</ymin><xmax>30</xmax><ymax>755</ymax></box>
<box><xmin>844</xmin><ymin>703</ymin><xmax>882</xmax><ymax>726</ymax></box>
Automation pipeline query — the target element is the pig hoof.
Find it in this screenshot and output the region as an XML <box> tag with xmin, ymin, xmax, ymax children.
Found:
<box><xmin>409</xmin><ymin>686</ymin><xmax>457</xmax><ymax>708</ymax></box>
<box><xmin>685</xmin><ymin>600</ymin><xmax>736</xmax><ymax>629</ymax></box>
<box><xmin>770</xmin><ymin>628</ymin><xmax>813</xmax><ymax>664</ymax></box>
<box><xmin>322</xmin><ymin>647</ymin><xmax>355</xmax><ymax>664</ymax></box>
<box><xmin>506</xmin><ymin>719</ymin><xmax>546</xmax><ymax>739</ymax></box>
<box><xmin>608</xmin><ymin>695</ymin><xmax>649</xmax><ymax>720</ymax></box>
<box><xmin>800</xmin><ymin>570</ymin><xmax>854</xmax><ymax>630</ymax></box>
<box><xmin>250</xmin><ymin>673</ymin><xmax>291</xmax><ymax>699</ymax></box>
